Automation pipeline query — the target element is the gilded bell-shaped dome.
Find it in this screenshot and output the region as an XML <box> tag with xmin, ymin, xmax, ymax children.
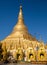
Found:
<box><xmin>2</xmin><ymin>6</ymin><xmax>36</xmax><ymax>41</ymax></box>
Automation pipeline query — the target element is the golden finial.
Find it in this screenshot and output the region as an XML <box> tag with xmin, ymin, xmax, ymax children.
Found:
<box><xmin>20</xmin><ymin>5</ymin><xmax>22</xmax><ymax>9</ymax></box>
<box><xmin>18</xmin><ymin>6</ymin><xmax>23</xmax><ymax>20</ymax></box>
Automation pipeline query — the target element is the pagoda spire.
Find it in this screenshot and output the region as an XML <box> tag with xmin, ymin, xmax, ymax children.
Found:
<box><xmin>17</xmin><ymin>5</ymin><xmax>24</xmax><ymax>24</ymax></box>
<box><xmin>12</xmin><ymin>6</ymin><xmax>28</xmax><ymax>33</ymax></box>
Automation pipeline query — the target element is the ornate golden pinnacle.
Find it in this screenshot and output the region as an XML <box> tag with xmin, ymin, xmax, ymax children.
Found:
<box><xmin>20</xmin><ymin>6</ymin><xmax>22</xmax><ymax>9</ymax></box>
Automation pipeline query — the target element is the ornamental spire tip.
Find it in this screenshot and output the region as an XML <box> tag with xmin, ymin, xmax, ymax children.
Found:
<box><xmin>20</xmin><ymin>5</ymin><xmax>22</xmax><ymax>9</ymax></box>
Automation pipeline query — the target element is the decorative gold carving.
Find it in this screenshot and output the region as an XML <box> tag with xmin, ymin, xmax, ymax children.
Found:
<box><xmin>16</xmin><ymin>48</ymin><xmax>23</xmax><ymax>61</ymax></box>
<box><xmin>37</xmin><ymin>47</ymin><xmax>47</xmax><ymax>61</ymax></box>
<box><xmin>25</xmin><ymin>47</ymin><xmax>36</xmax><ymax>62</ymax></box>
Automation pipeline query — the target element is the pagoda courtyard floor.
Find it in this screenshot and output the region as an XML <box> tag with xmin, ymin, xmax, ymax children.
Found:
<box><xmin>0</xmin><ymin>62</ymin><xmax>47</xmax><ymax>65</ymax></box>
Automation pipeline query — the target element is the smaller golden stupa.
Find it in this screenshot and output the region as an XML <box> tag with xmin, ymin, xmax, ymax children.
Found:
<box><xmin>1</xmin><ymin>6</ymin><xmax>47</xmax><ymax>62</ymax></box>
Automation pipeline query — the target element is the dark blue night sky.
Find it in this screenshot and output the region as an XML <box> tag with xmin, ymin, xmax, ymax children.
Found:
<box><xmin>0</xmin><ymin>0</ymin><xmax>47</xmax><ymax>43</ymax></box>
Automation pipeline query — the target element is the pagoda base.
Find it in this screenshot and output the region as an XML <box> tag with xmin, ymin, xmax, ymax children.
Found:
<box><xmin>0</xmin><ymin>61</ymin><xmax>47</xmax><ymax>65</ymax></box>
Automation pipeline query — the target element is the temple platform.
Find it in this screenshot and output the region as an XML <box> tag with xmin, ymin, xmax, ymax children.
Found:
<box><xmin>0</xmin><ymin>61</ymin><xmax>47</xmax><ymax>65</ymax></box>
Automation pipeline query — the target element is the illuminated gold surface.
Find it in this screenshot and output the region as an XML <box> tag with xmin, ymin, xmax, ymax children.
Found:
<box><xmin>1</xmin><ymin>6</ymin><xmax>47</xmax><ymax>62</ymax></box>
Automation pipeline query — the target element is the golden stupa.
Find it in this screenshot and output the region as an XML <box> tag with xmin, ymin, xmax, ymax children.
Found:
<box><xmin>1</xmin><ymin>6</ymin><xmax>47</xmax><ymax>62</ymax></box>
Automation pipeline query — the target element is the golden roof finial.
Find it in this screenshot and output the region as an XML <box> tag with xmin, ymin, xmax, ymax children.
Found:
<box><xmin>17</xmin><ymin>5</ymin><xmax>24</xmax><ymax>24</ymax></box>
<box><xmin>20</xmin><ymin>5</ymin><xmax>22</xmax><ymax>9</ymax></box>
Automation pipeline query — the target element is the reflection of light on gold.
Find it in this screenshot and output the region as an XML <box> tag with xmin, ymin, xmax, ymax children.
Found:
<box><xmin>1</xmin><ymin>6</ymin><xmax>47</xmax><ymax>62</ymax></box>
